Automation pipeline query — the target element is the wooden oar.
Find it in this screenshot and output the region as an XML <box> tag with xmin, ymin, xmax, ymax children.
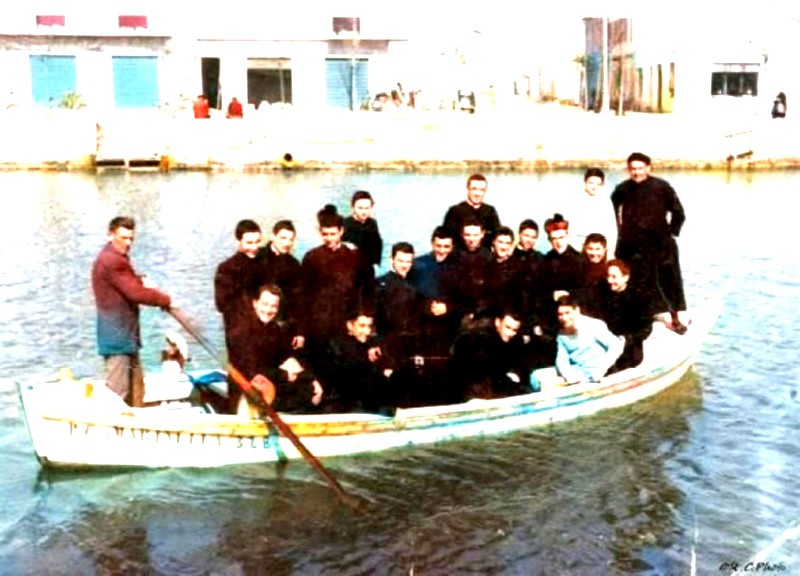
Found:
<box><xmin>167</xmin><ymin>307</ymin><xmax>358</xmax><ymax>507</ymax></box>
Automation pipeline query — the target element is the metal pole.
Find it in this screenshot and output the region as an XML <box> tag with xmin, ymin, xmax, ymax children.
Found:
<box><xmin>601</xmin><ymin>17</ymin><xmax>610</xmax><ymax>114</ymax></box>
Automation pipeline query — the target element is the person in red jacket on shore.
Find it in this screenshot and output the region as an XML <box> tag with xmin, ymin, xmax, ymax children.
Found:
<box><xmin>226</xmin><ymin>97</ymin><xmax>244</xmax><ymax>118</ymax></box>
<box><xmin>193</xmin><ymin>94</ymin><xmax>210</xmax><ymax>119</ymax></box>
<box><xmin>91</xmin><ymin>216</ymin><xmax>171</xmax><ymax>407</ymax></box>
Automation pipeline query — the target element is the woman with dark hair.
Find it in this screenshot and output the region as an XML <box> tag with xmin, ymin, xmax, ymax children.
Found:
<box><xmin>343</xmin><ymin>190</ymin><xmax>383</xmax><ymax>267</ymax></box>
<box><xmin>301</xmin><ymin>205</ymin><xmax>375</xmax><ymax>365</ymax></box>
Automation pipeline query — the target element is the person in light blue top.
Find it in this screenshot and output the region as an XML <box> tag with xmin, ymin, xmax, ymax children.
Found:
<box><xmin>554</xmin><ymin>294</ymin><xmax>624</xmax><ymax>384</ymax></box>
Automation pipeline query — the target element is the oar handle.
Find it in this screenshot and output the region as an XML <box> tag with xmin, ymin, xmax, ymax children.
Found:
<box><xmin>167</xmin><ymin>307</ymin><xmax>358</xmax><ymax>508</ymax></box>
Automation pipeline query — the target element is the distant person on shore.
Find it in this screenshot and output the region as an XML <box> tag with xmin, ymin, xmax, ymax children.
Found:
<box><xmin>443</xmin><ymin>173</ymin><xmax>500</xmax><ymax>250</ymax></box>
<box><xmin>226</xmin><ymin>97</ymin><xmax>244</xmax><ymax>118</ymax></box>
<box><xmin>343</xmin><ymin>190</ymin><xmax>383</xmax><ymax>267</ymax></box>
<box><xmin>772</xmin><ymin>92</ymin><xmax>787</xmax><ymax>119</ymax></box>
<box><xmin>611</xmin><ymin>152</ymin><xmax>687</xmax><ymax>334</ymax></box>
<box><xmin>91</xmin><ymin>216</ymin><xmax>171</xmax><ymax>407</ymax></box>
<box><xmin>193</xmin><ymin>94</ymin><xmax>210</xmax><ymax>119</ymax></box>
<box><xmin>371</xmin><ymin>93</ymin><xmax>389</xmax><ymax>111</ymax></box>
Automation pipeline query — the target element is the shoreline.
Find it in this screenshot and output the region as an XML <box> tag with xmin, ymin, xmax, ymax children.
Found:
<box><xmin>3</xmin><ymin>102</ymin><xmax>798</xmax><ymax>172</ymax></box>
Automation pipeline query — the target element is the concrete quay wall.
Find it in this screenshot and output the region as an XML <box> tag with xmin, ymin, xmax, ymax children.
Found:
<box><xmin>2</xmin><ymin>104</ymin><xmax>798</xmax><ymax>172</ymax></box>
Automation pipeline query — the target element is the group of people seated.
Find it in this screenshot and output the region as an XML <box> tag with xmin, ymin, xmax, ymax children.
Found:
<box><xmin>215</xmin><ymin>159</ymin><xmax>688</xmax><ymax>416</ymax></box>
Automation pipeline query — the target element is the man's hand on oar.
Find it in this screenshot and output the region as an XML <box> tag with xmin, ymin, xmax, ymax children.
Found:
<box><xmin>250</xmin><ymin>374</ymin><xmax>276</xmax><ymax>406</ymax></box>
<box><xmin>166</xmin><ymin>307</ymin><xmax>360</xmax><ymax>509</ymax></box>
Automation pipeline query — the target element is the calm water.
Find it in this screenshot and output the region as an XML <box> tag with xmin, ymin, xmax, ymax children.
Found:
<box><xmin>1</xmin><ymin>169</ymin><xmax>798</xmax><ymax>575</ymax></box>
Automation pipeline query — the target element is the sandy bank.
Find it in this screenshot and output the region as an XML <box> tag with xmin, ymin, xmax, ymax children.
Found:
<box><xmin>2</xmin><ymin>102</ymin><xmax>799</xmax><ymax>172</ymax></box>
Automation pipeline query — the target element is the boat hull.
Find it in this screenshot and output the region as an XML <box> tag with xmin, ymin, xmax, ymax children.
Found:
<box><xmin>16</xmin><ymin>307</ymin><xmax>717</xmax><ymax>469</ymax></box>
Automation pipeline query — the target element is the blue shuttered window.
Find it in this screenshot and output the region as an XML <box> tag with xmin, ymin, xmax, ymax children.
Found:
<box><xmin>30</xmin><ymin>55</ymin><xmax>77</xmax><ymax>107</ymax></box>
<box><xmin>112</xmin><ymin>56</ymin><xmax>159</xmax><ymax>108</ymax></box>
<box><xmin>326</xmin><ymin>58</ymin><xmax>369</xmax><ymax>110</ymax></box>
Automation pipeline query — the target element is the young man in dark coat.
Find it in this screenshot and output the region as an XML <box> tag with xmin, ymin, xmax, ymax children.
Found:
<box><xmin>319</xmin><ymin>310</ymin><xmax>394</xmax><ymax>414</ymax></box>
<box><xmin>225</xmin><ymin>284</ymin><xmax>323</xmax><ymax>414</ymax></box>
<box><xmin>611</xmin><ymin>152</ymin><xmax>687</xmax><ymax>333</ymax></box>
<box><xmin>258</xmin><ymin>219</ymin><xmax>303</xmax><ymax>342</ymax></box>
<box><xmin>598</xmin><ymin>260</ymin><xmax>653</xmax><ymax>374</ymax></box>
<box><xmin>451</xmin><ymin>311</ymin><xmax>532</xmax><ymax>400</ymax></box>
<box><xmin>343</xmin><ymin>190</ymin><xmax>383</xmax><ymax>267</ymax></box>
<box><xmin>579</xmin><ymin>233</ymin><xmax>609</xmax><ymax>318</ymax></box>
<box><xmin>375</xmin><ymin>242</ymin><xmax>423</xmax><ymax>370</ymax></box>
<box><xmin>214</xmin><ymin>219</ymin><xmax>267</xmax><ymax>349</ymax></box>
<box><xmin>301</xmin><ymin>205</ymin><xmax>375</xmax><ymax>366</ymax></box>
<box><xmin>442</xmin><ymin>173</ymin><xmax>500</xmax><ymax>249</ymax></box>
<box><xmin>408</xmin><ymin>226</ymin><xmax>460</xmax><ymax>359</ymax></box>
<box><xmin>92</xmin><ymin>216</ymin><xmax>171</xmax><ymax>407</ymax></box>
<box><xmin>484</xmin><ymin>226</ymin><xmax>527</xmax><ymax>320</ymax></box>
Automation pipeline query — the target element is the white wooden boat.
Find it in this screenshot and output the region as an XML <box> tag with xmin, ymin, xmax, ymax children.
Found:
<box><xmin>17</xmin><ymin>303</ymin><xmax>719</xmax><ymax>470</ymax></box>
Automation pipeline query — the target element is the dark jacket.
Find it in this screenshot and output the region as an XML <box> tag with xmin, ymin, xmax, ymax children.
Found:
<box><xmin>611</xmin><ymin>176</ymin><xmax>686</xmax><ymax>255</ymax></box>
<box><xmin>484</xmin><ymin>256</ymin><xmax>527</xmax><ymax>318</ymax></box>
<box><xmin>343</xmin><ymin>216</ymin><xmax>383</xmax><ymax>266</ymax></box>
<box><xmin>225</xmin><ymin>304</ymin><xmax>316</xmax><ymax>412</ymax></box>
<box><xmin>442</xmin><ymin>201</ymin><xmax>500</xmax><ymax>249</ymax></box>
<box><xmin>320</xmin><ymin>334</ymin><xmax>388</xmax><ymax>412</ymax></box>
<box><xmin>451</xmin><ymin>246</ymin><xmax>493</xmax><ymax>319</ymax></box>
<box><xmin>214</xmin><ymin>252</ymin><xmax>266</xmax><ymax>319</ymax></box>
<box><xmin>451</xmin><ymin>321</ymin><xmax>530</xmax><ymax>398</ymax></box>
<box><xmin>258</xmin><ymin>243</ymin><xmax>303</xmax><ymax>327</ymax></box>
<box><xmin>91</xmin><ymin>243</ymin><xmax>170</xmax><ymax>356</ymax></box>
<box><xmin>375</xmin><ymin>270</ymin><xmax>423</xmax><ymax>366</ymax></box>
<box><xmin>300</xmin><ymin>244</ymin><xmax>375</xmax><ymax>341</ymax></box>
<box><xmin>408</xmin><ymin>252</ymin><xmax>461</xmax><ymax>356</ymax></box>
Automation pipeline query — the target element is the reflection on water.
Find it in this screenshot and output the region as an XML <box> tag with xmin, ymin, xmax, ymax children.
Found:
<box><xmin>1</xmin><ymin>170</ymin><xmax>799</xmax><ymax>573</ymax></box>
<box><xmin>9</xmin><ymin>375</ymin><xmax>702</xmax><ymax>575</ymax></box>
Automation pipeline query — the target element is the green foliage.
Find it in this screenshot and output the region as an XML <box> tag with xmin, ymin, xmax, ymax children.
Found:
<box><xmin>59</xmin><ymin>91</ymin><xmax>85</xmax><ymax>109</ymax></box>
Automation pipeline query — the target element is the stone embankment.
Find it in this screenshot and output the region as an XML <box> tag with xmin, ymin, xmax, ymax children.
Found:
<box><xmin>2</xmin><ymin>102</ymin><xmax>798</xmax><ymax>172</ymax></box>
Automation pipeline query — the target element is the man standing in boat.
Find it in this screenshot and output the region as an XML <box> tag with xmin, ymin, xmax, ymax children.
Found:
<box><xmin>611</xmin><ymin>152</ymin><xmax>687</xmax><ymax>333</ymax></box>
<box><xmin>91</xmin><ymin>216</ymin><xmax>171</xmax><ymax>407</ymax></box>
<box><xmin>443</xmin><ymin>173</ymin><xmax>500</xmax><ymax>249</ymax></box>
<box><xmin>214</xmin><ymin>220</ymin><xmax>267</xmax><ymax>349</ymax></box>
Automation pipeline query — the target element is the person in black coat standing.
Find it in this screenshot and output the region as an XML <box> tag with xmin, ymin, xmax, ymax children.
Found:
<box><xmin>611</xmin><ymin>152</ymin><xmax>687</xmax><ymax>333</ymax></box>
<box><xmin>443</xmin><ymin>173</ymin><xmax>500</xmax><ymax>249</ymax></box>
<box><xmin>301</xmin><ymin>205</ymin><xmax>375</xmax><ymax>366</ymax></box>
<box><xmin>343</xmin><ymin>190</ymin><xmax>383</xmax><ymax>267</ymax></box>
<box><xmin>215</xmin><ymin>219</ymin><xmax>267</xmax><ymax>349</ymax></box>
<box><xmin>258</xmin><ymin>219</ymin><xmax>304</xmax><ymax>343</ymax></box>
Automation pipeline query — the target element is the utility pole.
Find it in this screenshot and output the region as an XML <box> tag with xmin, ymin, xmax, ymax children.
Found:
<box><xmin>601</xmin><ymin>17</ymin><xmax>610</xmax><ymax>114</ymax></box>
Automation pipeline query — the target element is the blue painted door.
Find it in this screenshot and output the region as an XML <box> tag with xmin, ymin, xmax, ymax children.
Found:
<box><xmin>30</xmin><ymin>55</ymin><xmax>77</xmax><ymax>107</ymax></box>
<box><xmin>112</xmin><ymin>56</ymin><xmax>159</xmax><ymax>108</ymax></box>
<box><xmin>325</xmin><ymin>59</ymin><xmax>368</xmax><ymax>110</ymax></box>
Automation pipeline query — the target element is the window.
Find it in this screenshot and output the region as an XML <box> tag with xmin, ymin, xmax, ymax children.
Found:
<box><xmin>29</xmin><ymin>55</ymin><xmax>76</xmax><ymax>107</ymax></box>
<box><xmin>710</xmin><ymin>69</ymin><xmax>758</xmax><ymax>96</ymax></box>
<box><xmin>112</xmin><ymin>56</ymin><xmax>159</xmax><ymax>108</ymax></box>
